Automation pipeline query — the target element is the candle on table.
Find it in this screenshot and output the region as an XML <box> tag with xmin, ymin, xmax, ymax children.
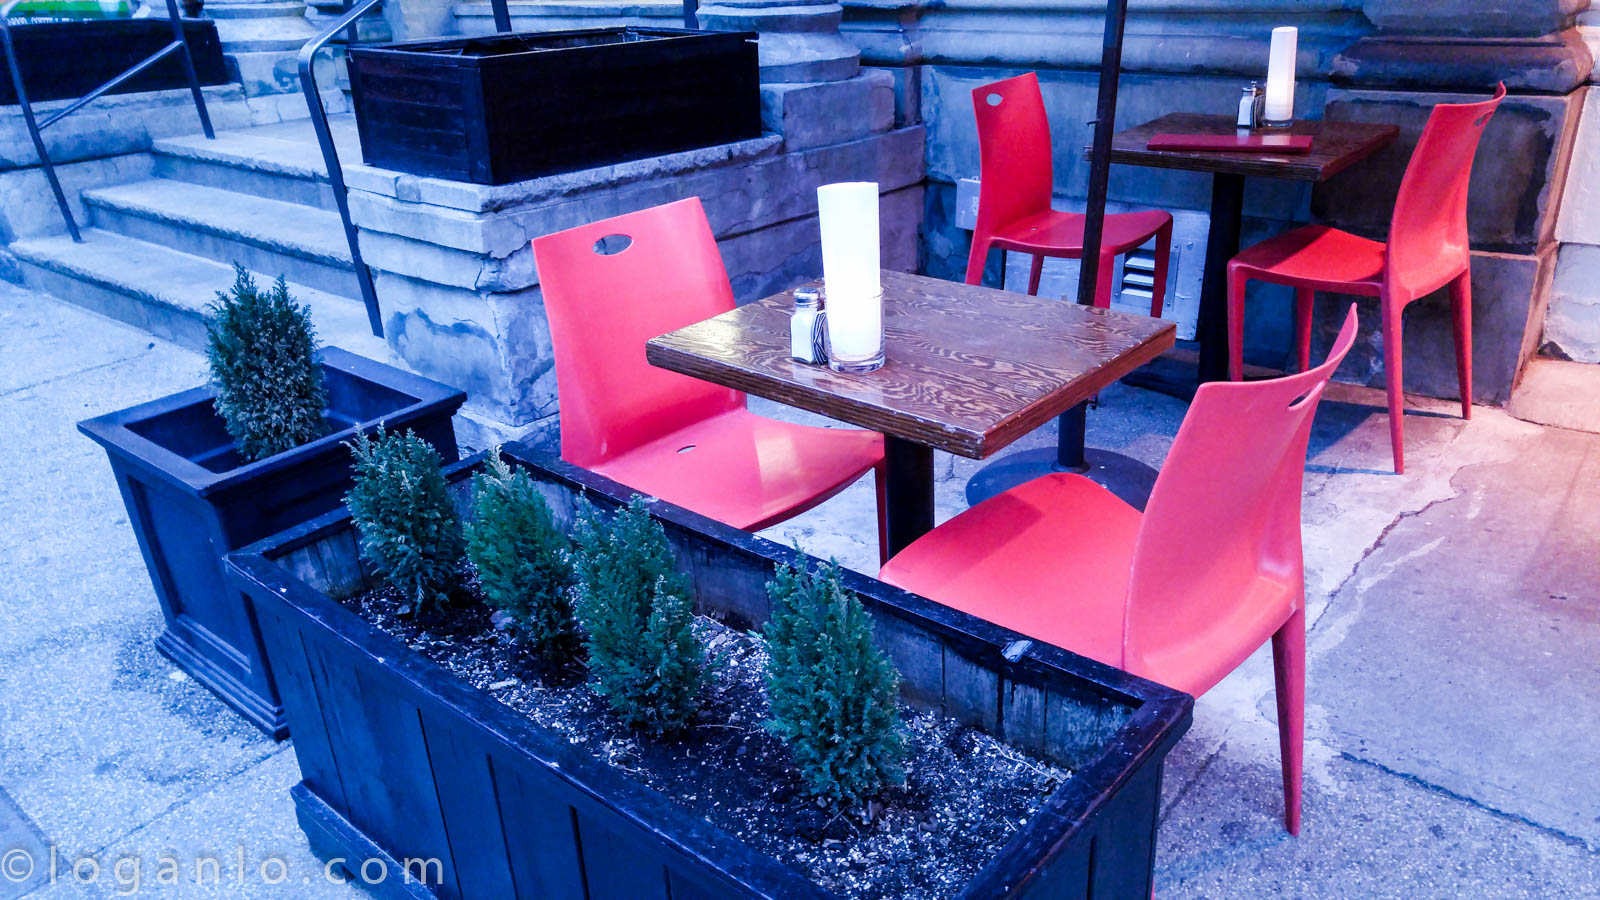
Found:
<box><xmin>1263</xmin><ymin>26</ymin><xmax>1297</xmax><ymax>125</ymax></box>
<box><xmin>817</xmin><ymin>182</ymin><xmax>885</xmax><ymax>372</ymax></box>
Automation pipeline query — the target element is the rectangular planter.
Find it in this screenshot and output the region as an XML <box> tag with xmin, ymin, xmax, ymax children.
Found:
<box><xmin>347</xmin><ymin>27</ymin><xmax>762</xmax><ymax>185</ymax></box>
<box><xmin>225</xmin><ymin>445</ymin><xmax>1193</xmax><ymax>899</ymax></box>
<box><xmin>79</xmin><ymin>348</ymin><xmax>466</xmax><ymax>739</ymax></box>
<box><xmin>0</xmin><ymin>19</ymin><xmax>230</xmax><ymax>106</ymax></box>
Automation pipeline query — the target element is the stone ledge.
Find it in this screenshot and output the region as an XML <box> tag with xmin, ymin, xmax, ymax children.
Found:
<box><xmin>344</xmin><ymin>133</ymin><xmax>785</xmax><ymax>214</ymax></box>
<box><xmin>350</xmin><ymin>126</ymin><xmax>925</xmax><ymax>267</ymax></box>
<box><xmin>1331</xmin><ymin>32</ymin><xmax>1594</xmax><ymax>94</ymax></box>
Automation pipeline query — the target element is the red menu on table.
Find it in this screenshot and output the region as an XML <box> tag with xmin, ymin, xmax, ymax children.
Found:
<box><xmin>1147</xmin><ymin>133</ymin><xmax>1314</xmax><ymax>154</ymax></box>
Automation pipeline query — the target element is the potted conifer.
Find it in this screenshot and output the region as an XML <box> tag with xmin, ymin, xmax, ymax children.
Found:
<box><xmin>79</xmin><ymin>267</ymin><xmax>465</xmax><ymax>738</ymax></box>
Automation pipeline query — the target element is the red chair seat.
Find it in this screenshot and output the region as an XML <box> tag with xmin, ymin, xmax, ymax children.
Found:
<box><xmin>879</xmin><ymin>473</ymin><xmax>1138</xmax><ymax>670</ymax></box>
<box><xmin>882</xmin><ymin>308</ymin><xmax>1364</xmax><ymax>836</ymax></box>
<box><xmin>594</xmin><ymin>409</ymin><xmax>883</xmax><ymax>532</ymax></box>
<box><xmin>965</xmin><ymin>73</ymin><xmax>1173</xmax><ymax>316</ymax></box>
<box><xmin>1229</xmin><ymin>225</ymin><xmax>1386</xmax><ymax>294</ymax></box>
<box><xmin>878</xmin><ymin>472</ymin><xmax>1301</xmax><ymax>697</ymax></box>
<box><xmin>992</xmin><ymin>208</ymin><xmax>1175</xmax><ymax>258</ymax></box>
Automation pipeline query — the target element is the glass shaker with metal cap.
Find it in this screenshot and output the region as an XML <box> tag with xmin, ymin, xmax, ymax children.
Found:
<box><xmin>790</xmin><ymin>286</ymin><xmax>828</xmax><ymax>365</ymax></box>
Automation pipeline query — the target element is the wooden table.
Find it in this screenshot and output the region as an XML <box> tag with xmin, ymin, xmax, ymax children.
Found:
<box><xmin>1106</xmin><ymin>114</ymin><xmax>1398</xmax><ymax>388</ymax></box>
<box><xmin>646</xmin><ymin>269</ymin><xmax>1175</xmax><ymax>556</ymax></box>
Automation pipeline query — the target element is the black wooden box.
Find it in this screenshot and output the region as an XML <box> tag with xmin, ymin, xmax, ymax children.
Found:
<box><xmin>78</xmin><ymin>349</ymin><xmax>465</xmax><ymax>739</ymax></box>
<box><xmin>226</xmin><ymin>446</ymin><xmax>1193</xmax><ymax>898</ymax></box>
<box><xmin>0</xmin><ymin>19</ymin><xmax>229</xmax><ymax>105</ymax></box>
<box><xmin>346</xmin><ymin>27</ymin><xmax>762</xmax><ymax>185</ymax></box>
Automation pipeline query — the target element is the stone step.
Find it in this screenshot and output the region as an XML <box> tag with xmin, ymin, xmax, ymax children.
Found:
<box><xmin>9</xmin><ymin>229</ymin><xmax>389</xmax><ymax>363</ymax></box>
<box><xmin>1506</xmin><ymin>356</ymin><xmax>1600</xmax><ymax>434</ymax></box>
<box><xmin>151</xmin><ymin>117</ymin><xmax>362</xmax><ymax>210</ymax></box>
<box><xmin>81</xmin><ymin>179</ymin><xmax>357</xmax><ymax>299</ymax></box>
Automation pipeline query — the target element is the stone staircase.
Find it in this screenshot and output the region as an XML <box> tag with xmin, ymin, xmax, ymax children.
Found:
<box><xmin>8</xmin><ymin>117</ymin><xmax>391</xmax><ymax>362</ymax></box>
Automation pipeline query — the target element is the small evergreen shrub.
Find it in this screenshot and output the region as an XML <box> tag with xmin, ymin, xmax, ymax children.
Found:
<box><xmin>205</xmin><ymin>265</ymin><xmax>327</xmax><ymax>462</ymax></box>
<box><xmin>572</xmin><ymin>497</ymin><xmax>709</xmax><ymax>735</ymax></box>
<box><xmin>465</xmin><ymin>452</ymin><xmax>577</xmax><ymax>661</ymax></box>
<box><xmin>346</xmin><ymin>427</ymin><xmax>464</xmax><ymax>612</ymax></box>
<box><xmin>763</xmin><ymin>558</ymin><xmax>906</xmax><ymax>807</ymax></box>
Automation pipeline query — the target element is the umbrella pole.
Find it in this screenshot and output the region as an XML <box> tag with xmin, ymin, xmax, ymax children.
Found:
<box><xmin>1075</xmin><ymin>0</ymin><xmax>1131</xmax><ymax>307</ymax></box>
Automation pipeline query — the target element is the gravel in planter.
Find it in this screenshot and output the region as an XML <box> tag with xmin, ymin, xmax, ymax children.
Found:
<box><xmin>340</xmin><ymin>569</ymin><xmax>1071</xmax><ymax>900</ymax></box>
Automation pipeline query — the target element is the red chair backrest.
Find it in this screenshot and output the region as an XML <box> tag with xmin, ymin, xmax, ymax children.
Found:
<box><xmin>1386</xmin><ymin>83</ymin><xmax>1506</xmax><ymax>293</ymax></box>
<box><xmin>971</xmin><ymin>72</ymin><xmax>1055</xmax><ymax>240</ymax></box>
<box><xmin>1121</xmin><ymin>306</ymin><xmax>1360</xmax><ymax>678</ymax></box>
<box><xmin>530</xmin><ymin>197</ymin><xmax>742</xmax><ymax>468</ymax></box>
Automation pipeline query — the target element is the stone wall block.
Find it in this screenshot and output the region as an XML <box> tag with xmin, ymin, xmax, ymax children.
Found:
<box><xmin>1316</xmin><ymin>88</ymin><xmax>1585</xmax><ymax>255</ymax></box>
<box><xmin>1543</xmin><ymin>243</ymin><xmax>1600</xmax><ymax>362</ymax></box>
<box><xmin>1361</xmin><ymin>0</ymin><xmax>1586</xmax><ymax>38</ymax></box>
<box><xmin>1304</xmin><ymin>248</ymin><xmax>1555</xmax><ymax>405</ymax></box>
<box><xmin>761</xmin><ymin>74</ymin><xmax>893</xmax><ymax>152</ymax></box>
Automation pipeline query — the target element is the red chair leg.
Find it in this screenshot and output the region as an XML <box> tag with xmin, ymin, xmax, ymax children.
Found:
<box><xmin>1450</xmin><ymin>270</ymin><xmax>1473</xmax><ymax>420</ymax></box>
<box><xmin>1295</xmin><ymin>288</ymin><xmax>1315</xmax><ymax>373</ymax></box>
<box><xmin>1150</xmin><ymin>222</ymin><xmax>1172</xmax><ymax>318</ymax></box>
<box><xmin>1381</xmin><ymin>298</ymin><xmax>1406</xmax><ymax>474</ymax></box>
<box><xmin>874</xmin><ymin>460</ymin><xmax>889</xmax><ymax>566</ymax></box>
<box><xmin>1093</xmin><ymin>250</ymin><xmax>1116</xmax><ymax>309</ymax></box>
<box><xmin>1026</xmin><ymin>255</ymin><xmax>1044</xmax><ymax>296</ymax></box>
<box><xmin>1227</xmin><ymin>266</ymin><xmax>1249</xmax><ymax>381</ymax></box>
<box><xmin>1271</xmin><ymin>605</ymin><xmax>1306</xmax><ymax>836</ymax></box>
<box><xmin>965</xmin><ymin>234</ymin><xmax>993</xmax><ymax>286</ymax></box>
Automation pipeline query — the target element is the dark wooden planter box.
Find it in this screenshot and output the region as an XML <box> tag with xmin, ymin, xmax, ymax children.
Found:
<box><xmin>224</xmin><ymin>445</ymin><xmax>1192</xmax><ymax>899</ymax></box>
<box><xmin>347</xmin><ymin>27</ymin><xmax>761</xmax><ymax>185</ymax></box>
<box><xmin>79</xmin><ymin>348</ymin><xmax>465</xmax><ymax>740</ymax></box>
<box><xmin>0</xmin><ymin>19</ymin><xmax>229</xmax><ymax>106</ymax></box>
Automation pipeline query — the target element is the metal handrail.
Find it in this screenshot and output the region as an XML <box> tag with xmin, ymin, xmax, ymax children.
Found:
<box><xmin>302</xmin><ymin>0</ymin><xmax>693</xmax><ymax>339</ymax></box>
<box><xmin>1</xmin><ymin>0</ymin><xmax>213</xmax><ymax>242</ymax></box>
<box><xmin>298</xmin><ymin>0</ymin><xmax>387</xmax><ymax>337</ymax></box>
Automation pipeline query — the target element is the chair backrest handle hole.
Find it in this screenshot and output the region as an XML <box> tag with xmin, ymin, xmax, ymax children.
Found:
<box><xmin>593</xmin><ymin>234</ymin><xmax>633</xmax><ymax>255</ymax></box>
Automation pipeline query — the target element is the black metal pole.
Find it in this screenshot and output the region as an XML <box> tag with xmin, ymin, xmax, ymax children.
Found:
<box><xmin>683</xmin><ymin>0</ymin><xmax>698</xmax><ymax>29</ymax></box>
<box><xmin>1075</xmin><ymin>0</ymin><xmax>1130</xmax><ymax>308</ymax></box>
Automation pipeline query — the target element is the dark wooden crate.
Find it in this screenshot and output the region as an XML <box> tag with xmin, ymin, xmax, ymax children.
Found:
<box><xmin>78</xmin><ymin>348</ymin><xmax>465</xmax><ymax>739</ymax></box>
<box><xmin>0</xmin><ymin>19</ymin><xmax>229</xmax><ymax>106</ymax></box>
<box><xmin>346</xmin><ymin>27</ymin><xmax>761</xmax><ymax>185</ymax></box>
<box><xmin>225</xmin><ymin>445</ymin><xmax>1193</xmax><ymax>899</ymax></box>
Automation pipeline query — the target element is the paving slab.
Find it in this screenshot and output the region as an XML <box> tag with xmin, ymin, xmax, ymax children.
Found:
<box><xmin>1155</xmin><ymin>719</ymin><xmax>1600</xmax><ymax>899</ymax></box>
<box><xmin>4</xmin><ymin>278</ymin><xmax>1599</xmax><ymax>897</ymax></box>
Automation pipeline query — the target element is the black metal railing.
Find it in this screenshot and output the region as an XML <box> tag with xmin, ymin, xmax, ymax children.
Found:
<box><xmin>1</xmin><ymin>0</ymin><xmax>214</xmax><ymax>242</ymax></box>
<box><xmin>301</xmin><ymin>0</ymin><xmax>697</xmax><ymax>339</ymax></box>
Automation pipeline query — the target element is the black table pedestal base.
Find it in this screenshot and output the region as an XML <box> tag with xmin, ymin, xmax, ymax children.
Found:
<box><xmin>883</xmin><ymin>435</ymin><xmax>935</xmax><ymax>558</ymax></box>
<box><xmin>964</xmin><ymin>402</ymin><xmax>1160</xmax><ymax>512</ymax></box>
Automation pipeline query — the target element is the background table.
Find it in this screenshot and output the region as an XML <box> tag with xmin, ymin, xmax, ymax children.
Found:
<box><xmin>1106</xmin><ymin>114</ymin><xmax>1398</xmax><ymax>390</ymax></box>
<box><xmin>646</xmin><ymin>269</ymin><xmax>1175</xmax><ymax>556</ymax></box>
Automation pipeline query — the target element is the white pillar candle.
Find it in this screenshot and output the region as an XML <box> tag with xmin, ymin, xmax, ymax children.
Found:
<box><xmin>817</xmin><ymin>182</ymin><xmax>884</xmax><ymax>369</ymax></box>
<box><xmin>1263</xmin><ymin>26</ymin><xmax>1298</xmax><ymax>123</ymax></box>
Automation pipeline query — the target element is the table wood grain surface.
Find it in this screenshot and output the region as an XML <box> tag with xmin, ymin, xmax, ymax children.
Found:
<box><xmin>646</xmin><ymin>270</ymin><xmax>1176</xmax><ymax>459</ymax></box>
<box><xmin>1104</xmin><ymin>113</ymin><xmax>1399</xmax><ymax>182</ymax></box>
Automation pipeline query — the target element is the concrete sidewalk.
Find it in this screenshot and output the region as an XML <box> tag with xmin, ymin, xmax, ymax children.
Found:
<box><xmin>2</xmin><ymin>280</ymin><xmax>1597</xmax><ymax>898</ymax></box>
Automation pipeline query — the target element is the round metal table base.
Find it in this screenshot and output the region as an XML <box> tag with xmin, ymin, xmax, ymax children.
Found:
<box><xmin>964</xmin><ymin>447</ymin><xmax>1160</xmax><ymax>512</ymax></box>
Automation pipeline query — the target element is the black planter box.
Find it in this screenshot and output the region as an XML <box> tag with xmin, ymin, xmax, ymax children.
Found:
<box><xmin>0</xmin><ymin>19</ymin><xmax>229</xmax><ymax>106</ymax></box>
<box><xmin>347</xmin><ymin>27</ymin><xmax>762</xmax><ymax>185</ymax></box>
<box><xmin>225</xmin><ymin>446</ymin><xmax>1192</xmax><ymax>899</ymax></box>
<box><xmin>79</xmin><ymin>348</ymin><xmax>466</xmax><ymax>739</ymax></box>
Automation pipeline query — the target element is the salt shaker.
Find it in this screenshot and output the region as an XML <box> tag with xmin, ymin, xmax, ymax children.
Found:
<box><xmin>790</xmin><ymin>287</ymin><xmax>828</xmax><ymax>365</ymax></box>
<box><xmin>1237</xmin><ymin>82</ymin><xmax>1265</xmax><ymax>129</ymax></box>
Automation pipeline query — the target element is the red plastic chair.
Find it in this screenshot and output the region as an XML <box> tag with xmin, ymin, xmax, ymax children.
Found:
<box><xmin>881</xmin><ymin>306</ymin><xmax>1361</xmax><ymax>835</ymax></box>
<box><xmin>966</xmin><ymin>72</ymin><xmax>1173</xmax><ymax>315</ymax></box>
<box><xmin>532</xmin><ymin>197</ymin><xmax>889</xmax><ymax>559</ymax></box>
<box><xmin>1228</xmin><ymin>84</ymin><xmax>1506</xmax><ymax>474</ymax></box>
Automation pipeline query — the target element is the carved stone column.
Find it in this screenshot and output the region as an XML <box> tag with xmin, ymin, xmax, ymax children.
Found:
<box><xmin>697</xmin><ymin>0</ymin><xmax>860</xmax><ymax>83</ymax></box>
<box><xmin>205</xmin><ymin>0</ymin><xmax>320</xmax><ymax>95</ymax></box>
